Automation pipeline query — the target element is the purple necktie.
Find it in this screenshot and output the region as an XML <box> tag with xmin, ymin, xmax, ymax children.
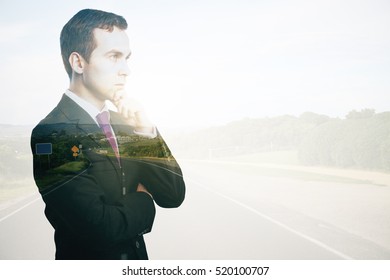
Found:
<box><xmin>96</xmin><ymin>111</ymin><xmax>120</xmax><ymax>164</ymax></box>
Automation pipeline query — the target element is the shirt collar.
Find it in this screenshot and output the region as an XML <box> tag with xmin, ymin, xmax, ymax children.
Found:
<box><xmin>65</xmin><ymin>90</ymin><xmax>109</xmax><ymax>125</ymax></box>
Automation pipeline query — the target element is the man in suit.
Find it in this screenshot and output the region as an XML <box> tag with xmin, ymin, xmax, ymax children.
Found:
<box><xmin>30</xmin><ymin>9</ymin><xmax>185</xmax><ymax>260</ymax></box>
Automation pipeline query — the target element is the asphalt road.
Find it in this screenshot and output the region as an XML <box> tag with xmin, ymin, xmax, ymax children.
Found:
<box><xmin>0</xmin><ymin>192</ymin><xmax>54</xmax><ymax>259</ymax></box>
<box><xmin>1</xmin><ymin>160</ymin><xmax>390</xmax><ymax>259</ymax></box>
<box><xmin>146</xmin><ymin>160</ymin><xmax>390</xmax><ymax>259</ymax></box>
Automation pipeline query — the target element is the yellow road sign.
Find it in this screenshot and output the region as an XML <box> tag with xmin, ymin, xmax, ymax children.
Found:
<box><xmin>71</xmin><ymin>145</ymin><xmax>79</xmax><ymax>153</ymax></box>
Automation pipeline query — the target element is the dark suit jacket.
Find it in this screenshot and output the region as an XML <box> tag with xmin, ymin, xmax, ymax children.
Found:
<box><xmin>30</xmin><ymin>94</ymin><xmax>185</xmax><ymax>260</ymax></box>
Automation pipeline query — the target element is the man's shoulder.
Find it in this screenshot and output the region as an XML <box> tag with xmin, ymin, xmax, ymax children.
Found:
<box><xmin>34</xmin><ymin>94</ymin><xmax>69</xmax><ymax>122</ymax></box>
<box><xmin>34</xmin><ymin>94</ymin><xmax>98</xmax><ymax>126</ymax></box>
<box><xmin>37</xmin><ymin>107</ymin><xmax>67</xmax><ymax>126</ymax></box>
<box><xmin>32</xmin><ymin>94</ymin><xmax>80</xmax><ymax>137</ymax></box>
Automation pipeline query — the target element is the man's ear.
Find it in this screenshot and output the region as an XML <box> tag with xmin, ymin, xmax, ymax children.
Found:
<box><xmin>68</xmin><ymin>52</ymin><xmax>85</xmax><ymax>74</ymax></box>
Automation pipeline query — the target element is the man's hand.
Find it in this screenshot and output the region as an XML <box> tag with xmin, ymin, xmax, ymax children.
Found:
<box><xmin>136</xmin><ymin>183</ymin><xmax>153</xmax><ymax>199</ymax></box>
<box><xmin>112</xmin><ymin>91</ymin><xmax>154</xmax><ymax>134</ymax></box>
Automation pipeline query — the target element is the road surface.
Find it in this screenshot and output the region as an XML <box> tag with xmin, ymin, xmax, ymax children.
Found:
<box><xmin>1</xmin><ymin>160</ymin><xmax>390</xmax><ymax>259</ymax></box>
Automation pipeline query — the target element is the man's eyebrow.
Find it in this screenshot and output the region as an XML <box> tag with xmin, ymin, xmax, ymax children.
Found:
<box><xmin>105</xmin><ymin>49</ymin><xmax>132</xmax><ymax>58</ymax></box>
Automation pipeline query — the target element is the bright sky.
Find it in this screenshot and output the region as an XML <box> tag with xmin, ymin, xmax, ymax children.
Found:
<box><xmin>1</xmin><ymin>0</ymin><xmax>389</xmax><ymax>130</ymax></box>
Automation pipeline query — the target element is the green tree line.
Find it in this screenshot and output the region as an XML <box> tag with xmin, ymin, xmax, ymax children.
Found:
<box><xmin>173</xmin><ymin>109</ymin><xmax>390</xmax><ymax>171</ymax></box>
<box><xmin>299</xmin><ymin>110</ymin><xmax>390</xmax><ymax>171</ymax></box>
<box><xmin>121</xmin><ymin>136</ymin><xmax>171</xmax><ymax>159</ymax></box>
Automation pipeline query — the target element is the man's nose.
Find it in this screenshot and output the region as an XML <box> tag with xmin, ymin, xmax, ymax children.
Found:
<box><xmin>119</xmin><ymin>60</ymin><xmax>131</xmax><ymax>76</ymax></box>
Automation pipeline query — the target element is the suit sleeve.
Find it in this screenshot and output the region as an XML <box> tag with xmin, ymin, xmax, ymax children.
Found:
<box><xmin>40</xmin><ymin>172</ymin><xmax>155</xmax><ymax>246</ymax></box>
<box><xmin>135</xmin><ymin>133</ymin><xmax>186</xmax><ymax>208</ymax></box>
<box><xmin>100</xmin><ymin>112</ymin><xmax>186</xmax><ymax>208</ymax></box>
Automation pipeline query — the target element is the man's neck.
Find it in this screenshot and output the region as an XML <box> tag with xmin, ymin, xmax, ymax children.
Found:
<box><xmin>65</xmin><ymin>90</ymin><xmax>109</xmax><ymax>126</ymax></box>
<box><xmin>69</xmin><ymin>84</ymin><xmax>105</xmax><ymax>111</ymax></box>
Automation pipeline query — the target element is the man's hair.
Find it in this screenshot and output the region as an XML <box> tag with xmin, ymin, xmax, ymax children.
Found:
<box><xmin>60</xmin><ymin>9</ymin><xmax>128</xmax><ymax>79</ymax></box>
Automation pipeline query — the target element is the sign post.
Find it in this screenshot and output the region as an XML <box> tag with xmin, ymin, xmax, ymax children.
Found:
<box><xmin>35</xmin><ymin>143</ymin><xmax>53</xmax><ymax>169</ymax></box>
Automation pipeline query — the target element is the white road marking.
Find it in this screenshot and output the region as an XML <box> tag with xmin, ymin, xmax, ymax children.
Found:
<box><xmin>0</xmin><ymin>196</ymin><xmax>40</xmax><ymax>223</ymax></box>
<box><xmin>187</xmin><ymin>176</ymin><xmax>354</xmax><ymax>260</ymax></box>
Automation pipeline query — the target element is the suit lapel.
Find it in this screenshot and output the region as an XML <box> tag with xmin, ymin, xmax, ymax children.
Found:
<box><xmin>57</xmin><ymin>94</ymin><xmax>122</xmax><ymax>171</ymax></box>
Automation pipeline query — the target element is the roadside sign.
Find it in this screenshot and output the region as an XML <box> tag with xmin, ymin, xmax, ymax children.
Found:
<box><xmin>36</xmin><ymin>143</ymin><xmax>52</xmax><ymax>155</ymax></box>
<box><xmin>71</xmin><ymin>145</ymin><xmax>79</xmax><ymax>153</ymax></box>
<box><xmin>71</xmin><ymin>145</ymin><xmax>79</xmax><ymax>158</ymax></box>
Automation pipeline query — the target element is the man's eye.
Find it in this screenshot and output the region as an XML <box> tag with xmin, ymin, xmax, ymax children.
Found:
<box><xmin>109</xmin><ymin>54</ymin><xmax>119</xmax><ymax>61</ymax></box>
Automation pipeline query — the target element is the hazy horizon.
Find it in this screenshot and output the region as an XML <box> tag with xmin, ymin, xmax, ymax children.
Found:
<box><xmin>0</xmin><ymin>107</ymin><xmax>386</xmax><ymax>133</ymax></box>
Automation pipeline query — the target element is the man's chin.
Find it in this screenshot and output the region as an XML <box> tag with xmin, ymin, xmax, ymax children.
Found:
<box><xmin>112</xmin><ymin>88</ymin><xmax>126</xmax><ymax>102</ymax></box>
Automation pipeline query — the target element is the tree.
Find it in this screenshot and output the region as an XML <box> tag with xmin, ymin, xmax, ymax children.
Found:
<box><xmin>345</xmin><ymin>109</ymin><xmax>375</xmax><ymax>120</ymax></box>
